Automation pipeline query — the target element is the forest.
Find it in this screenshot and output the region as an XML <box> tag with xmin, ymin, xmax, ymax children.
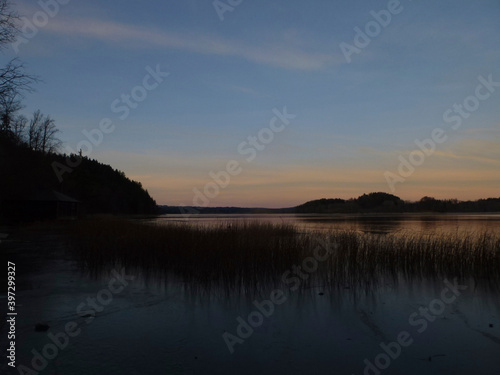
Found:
<box><xmin>0</xmin><ymin>132</ymin><xmax>157</xmax><ymax>217</ymax></box>
<box><xmin>294</xmin><ymin>193</ymin><xmax>500</xmax><ymax>213</ymax></box>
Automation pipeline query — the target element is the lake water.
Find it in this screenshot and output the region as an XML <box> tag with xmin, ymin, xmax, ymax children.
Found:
<box><xmin>146</xmin><ymin>213</ymin><xmax>500</xmax><ymax>235</ymax></box>
<box><xmin>3</xmin><ymin>216</ymin><xmax>500</xmax><ymax>375</ymax></box>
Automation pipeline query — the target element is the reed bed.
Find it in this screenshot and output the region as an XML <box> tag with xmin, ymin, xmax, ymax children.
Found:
<box><xmin>65</xmin><ymin>218</ymin><xmax>500</xmax><ymax>294</ymax></box>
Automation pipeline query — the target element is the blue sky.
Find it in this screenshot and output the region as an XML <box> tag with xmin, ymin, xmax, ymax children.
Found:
<box><xmin>5</xmin><ymin>0</ymin><xmax>500</xmax><ymax>207</ymax></box>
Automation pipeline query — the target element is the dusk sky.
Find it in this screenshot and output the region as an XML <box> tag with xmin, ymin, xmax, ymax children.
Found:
<box><xmin>7</xmin><ymin>0</ymin><xmax>500</xmax><ymax>207</ymax></box>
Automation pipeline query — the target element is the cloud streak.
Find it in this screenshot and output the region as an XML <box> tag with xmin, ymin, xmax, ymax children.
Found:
<box><xmin>42</xmin><ymin>17</ymin><xmax>338</xmax><ymax>70</ymax></box>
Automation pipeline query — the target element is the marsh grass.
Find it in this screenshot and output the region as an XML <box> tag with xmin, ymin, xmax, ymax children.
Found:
<box><xmin>66</xmin><ymin>218</ymin><xmax>500</xmax><ymax>294</ymax></box>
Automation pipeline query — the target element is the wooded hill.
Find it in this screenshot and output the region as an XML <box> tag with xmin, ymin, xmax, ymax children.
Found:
<box><xmin>0</xmin><ymin>132</ymin><xmax>157</xmax><ymax>217</ymax></box>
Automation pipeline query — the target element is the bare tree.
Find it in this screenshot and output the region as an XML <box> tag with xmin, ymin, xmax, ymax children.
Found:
<box><xmin>0</xmin><ymin>2</ymin><xmax>37</xmax><ymax>133</ymax></box>
<box><xmin>10</xmin><ymin>113</ymin><xmax>26</xmax><ymax>143</ymax></box>
<box><xmin>27</xmin><ymin>110</ymin><xmax>61</xmax><ymax>152</ymax></box>
<box><xmin>0</xmin><ymin>0</ymin><xmax>19</xmax><ymax>48</ymax></box>
<box><xmin>39</xmin><ymin>114</ymin><xmax>60</xmax><ymax>153</ymax></box>
<box><xmin>0</xmin><ymin>60</ymin><xmax>38</xmax><ymax>136</ymax></box>
<box><xmin>0</xmin><ymin>90</ymin><xmax>22</xmax><ymax>130</ymax></box>
<box><xmin>27</xmin><ymin>110</ymin><xmax>42</xmax><ymax>150</ymax></box>
<box><xmin>0</xmin><ymin>59</ymin><xmax>37</xmax><ymax>124</ymax></box>
<box><xmin>0</xmin><ymin>59</ymin><xmax>36</xmax><ymax>96</ymax></box>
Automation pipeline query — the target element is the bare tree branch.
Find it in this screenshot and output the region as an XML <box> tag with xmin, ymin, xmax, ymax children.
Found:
<box><xmin>11</xmin><ymin>113</ymin><xmax>26</xmax><ymax>142</ymax></box>
<box><xmin>28</xmin><ymin>109</ymin><xmax>43</xmax><ymax>150</ymax></box>
<box><xmin>27</xmin><ymin>110</ymin><xmax>61</xmax><ymax>153</ymax></box>
<box><xmin>0</xmin><ymin>59</ymin><xmax>38</xmax><ymax>132</ymax></box>
<box><xmin>40</xmin><ymin>114</ymin><xmax>61</xmax><ymax>153</ymax></box>
<box><xmin>0</xmin><ymin>59</ymin><xmax>38</xmax><ymax>98</ymax></box>
<box><xmin>0</xmin><ymin>0</ymin><xmax>19</xmax><ymax>48</ymax></box>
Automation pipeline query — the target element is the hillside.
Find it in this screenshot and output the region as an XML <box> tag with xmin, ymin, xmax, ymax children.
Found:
<box><xmin>295</xmin><ymin>193</ymin><xmax>500</xmax><ymax>214</ymax></box>
<box><xmin>0</xmin><ymin>133</ymin><xmax>157</xmax><ymax>218</ymax></box>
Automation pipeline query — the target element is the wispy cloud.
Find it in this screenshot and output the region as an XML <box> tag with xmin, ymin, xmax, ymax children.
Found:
<box><xmin>42</xmin><ymin>17</ymin><xmax>338</xmax><ymax>70</ymax></box>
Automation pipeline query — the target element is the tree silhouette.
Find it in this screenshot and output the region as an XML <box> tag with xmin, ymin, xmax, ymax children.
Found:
<box><xmin>27</xmin><ymin>110</ymin><xmax>61</xmax><ymax>153</ymax></box>
<box><xmin>0</xmin><ymin>0</ymin><xmax>18</xmax><ymax>47</ymax></box>
<box><xmin>0</xmin><ymin>2</ymin><xmax>38</xmax><ymax>132</ymax></box>
<box><xmin>10</xmin><ymin>113</ymin><xmax>26</xmax><ymax>143</ymax></box>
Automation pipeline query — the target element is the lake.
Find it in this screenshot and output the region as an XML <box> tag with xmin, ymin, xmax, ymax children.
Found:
<box><xmin>146</xmin><ymin>213</ymin><xmax>500</xmax><ymax>235</ymax></box>
<box><xmin>3</xmin><ymin>215</ymin><xmax>500</xmax><ymax>375</ymax></box>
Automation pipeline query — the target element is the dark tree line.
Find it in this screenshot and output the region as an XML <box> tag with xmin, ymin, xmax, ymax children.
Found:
<box><xmin>296</xmin><ymin>193</ymin><xmax>403</xmax><ymax>213</ymax></box>
<box><xmin>0</xmin><ymin>135</ymin><xmax>158</xmax><ymax>216</ymax></box>
<box><xmin>295</xmin><ymin>193</ymin><xmax>500</xmax><ymax>214</ymax></box>
<box><xmin>405</xmin><ymin>196</ymin><xmax>500</xmax><ymax>213</ymax></box>
<box><xmin>162</xmin><ymin>192</ymin><xmax>500</xmax><ymax>215</ymax></box>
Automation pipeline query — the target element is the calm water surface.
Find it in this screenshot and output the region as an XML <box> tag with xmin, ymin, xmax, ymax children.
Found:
<box><xmin>147</xmin><ymin>213</ymin><xmax>500</xmax><ymax>235</ymax></box>
<box><xmin>5</xmin><ymin>215</ymin><xmax>500</xmax><ymax>375</ymax></box>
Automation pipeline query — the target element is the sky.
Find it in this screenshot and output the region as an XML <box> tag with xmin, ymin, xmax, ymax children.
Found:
<box><xmin>4</xmin><ymin>0</ymin><xmax>500</xmax><ymax>207</ymax></box>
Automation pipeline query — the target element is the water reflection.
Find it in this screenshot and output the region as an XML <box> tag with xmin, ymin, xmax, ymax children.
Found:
<box><xmin>145</xmin><ymin>213</ymin><xmax>500</xmax><ymax>236</ymax></box>
<box><xmin>62</xmin><ymin>217</ymin><xmax>500</xmax><ymax>374</ymax></box>
<box><xmin>75</xmin><ymin>264</ymin><xmax>500</xmax><ymax>375</ymax></box>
